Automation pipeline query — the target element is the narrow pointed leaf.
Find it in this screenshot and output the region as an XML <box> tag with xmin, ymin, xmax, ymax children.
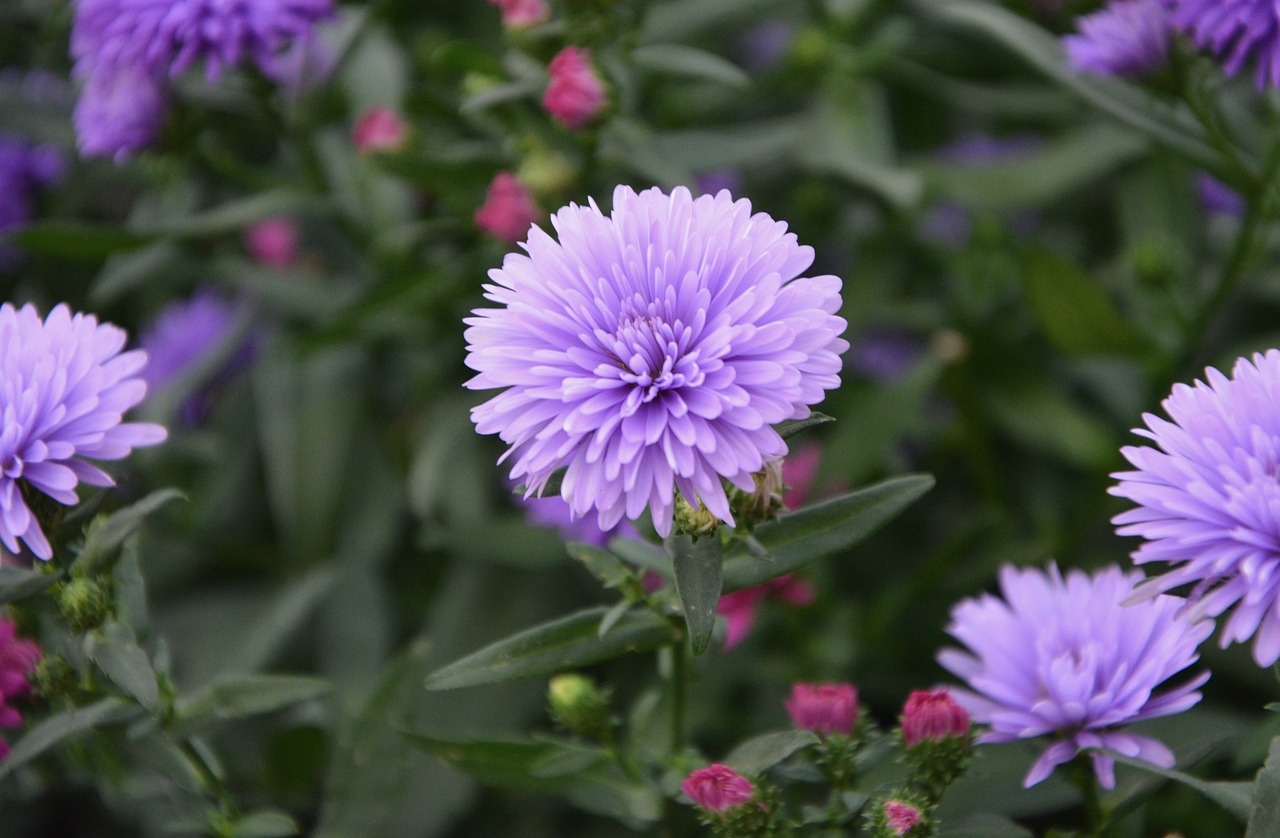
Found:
<box><xmin>1111</xmin><ymin>754</ymin><xmax>1250</xmax><ymax>821</ymax></box>
<box><xmin>75</xmin><ymin>489</ymin><xmax>185</xmax><ymax>572</ymax></box>
<box><xmin>667</xmin><ymin>534</ymin><xmax>723</xmax><ymax>655</ymax></box>
<box><xmin>722</xmin><ymin>474</ymin><xmax>934</xmax><ymax>591</ymax></box>
<box><xmin>425</xmin><ymin>607</ymin><xmax>678</xmax><ymax>690</ymax></box>
<box><xmin>0</xmin><ymin>698</ymin><xmax>140</xmax><ymax>780</ymax></box>
<box><xmin>0</xmin><ymin>566</ymin><xmax>60</xmax><ymax>605</ymax></box>
<box><xmin>175</xmin><ymin>674</ymin><xmax>332</xmax><ymax>733</ymax></box>
<box><xmin>725</xmin><ymin>730</ymin><xmax>819</xmax><ymax>774</ymax></box>
<box><xmin>1247</xmin><ymin>737</ymin><xmax>1280</xmax><ymax>836</ymax></box>
<box><xmin>776</xmin><ymin>412</ymin><xmax>835</xmax><ymax>440</ymax></box>
<box><xmin>567</xmin><ymin>542</ymin><xmax>632</xmax><ymax>590</ymax></box>
<box><xmin>87</xmin><ymin>622</ymin><xmax>161</xmax><ymax>713</ymax></box>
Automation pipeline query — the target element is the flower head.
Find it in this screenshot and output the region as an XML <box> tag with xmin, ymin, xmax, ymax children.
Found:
<box><xmin>475</xmin><ymin>172</ymin><xmax>541</xmax><ymax>244</ymax></box>
<box><xmin>0</xmin><ymin>303</ymin><xmax>167</xmax><ymax>559</ymax></box>
<box><xmin>901</xmin><ymin>689</ymin><xmax>970</xmax><ymax>747</ymax></box>
<box><xmin>490</xmin><ymin>0</ymin><xmax>551</xmax><ymax>29</ymax></box>
<box><xmin>1111</xmin><ymin>350</ymin><xmax>1280</xmax><ymax>665</ymax></box>
<box><xmin>72</xmin><ymin>63</ymin><xmax>167</xmax><ymax>162</ymax></box>
<box><xmin>785</xmin><ymin>682</ymin><xmax>858</xmax><ymax>736</ymax></box>
<box><xmin>1169</xmin><ymin>0</ymin><xmax>1280</xmax><ymax>88</ymax></box>
<box><xmin>881</xmin><ymin>800</ymin><xmax>924</xmax><ymax>837</ymax></box>
<box><xmin>682</xmin><ymin>764</ymin><xmax>755</xmax><ymax>813</ymax></box>
<box><xmin>543</xmin><ymin>47</ymin><xmax>607</xmax><ymax>130</ymax></box>
<box><xmin>464</xmin><ymin>185</ymin><xmax>847</xmax><ymax>536</ymax></box>
<box><xmin>938</xmin><ymin>564</ymin><xmax>1210</xmax><ymax>789</ymax></box>
<box><xmin>244</xmin><ymin>217</ymin><xmax>300</xmax><ymax>269</ymax></box>
<box><xmin>1063</xmin><ymin>0</ymin><xmax>1171</xmax><ymax>77</ymax></box>
<box><xmin>353</xmin><ymin>106</ymin><xmax>408</xmax><ymax>156</ymax></box>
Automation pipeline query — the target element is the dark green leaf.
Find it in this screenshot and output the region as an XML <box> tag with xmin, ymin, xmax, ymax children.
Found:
<box><xmin>143</xmin><ymin>190</ymin><xmax>330</xmax><ymax>238</ymax></box>
<box><xmin>425</xmin><ymin>607</ymin><xmax>677</xmax><ymax>690</ymax></box>
<box><xmin>231</xmin><ymin>811</ymin><xmax>299</xmax><ymax>838</ymax></box>
<box><xmin>1111</xmin><ymin>754</ymin><xmax>1251</xmax><ymax>821</ymax></box>
<box><xmin>175</xmin><ymin>675</ymin><xmax>332</xmax><ymax>732</ymax></box>
<box><xmin>1247</xmin><ymin>737</ymin><xmax>1280</xmax><ymax>837</ymax></box>
<box><xmin>598</xmin><ymin>600</ymin><xmax>634</xmax><ymax>638</ymax></box>
<box><xmin>607</xmin><ymin>539</ymin><xmax>672</xmax><ymax>578</ymax></box>
<box><xmin>667</xmin><ymin>535</ymin><xmax>723</xmax><ymax>655</ymax></box>
<box><xmin>725</xmin><ymin>730</ymin><xmax>819</xmax><ymax>774</ymax></box>
<box><xmin>90</xmin><ymin>240</ymin><xmax>185</xmax><ymax>305</ymax></box>
<box><xmin>776</xmin><ymin>413</ymin><xmax>835</xmax><ymax>440</ymax></box>
<box><xmin>721</xmin><ymin>475</ymin><xmax>935</xmax><ymax>591</ymax></box>
<box><xmin>74</xmin><ymin>489</ymin><xmax>185</xmax><ymax>573</ymax></box>
<box><xmin>566</xmin><ymin>542</ymin><xmax>631</xmax><ymax>590</ymax></box>
<box><xmin>939</xmin><ymin>813</ymin><xmax>1034</xmax><ymax>838</ymax></box>
<box><xmin>0</xmin><ymin>698</ymin><xmax>140</xmax><ymax>780</ymax></box>
<box><xmin>632</xmin><ymin>44</ymin><xmax>749</xmax><ymax>88</ymax></box>
<box><xmin>0</xmin><ymin>566</ymin><xmax>60</xmax><ymax>606</ymax></box>
<box><xmin>87</xmin><ymin>622</ymin><xmax>161</xmax><ymax>713</ymax></box>
<box><xmin>1020</xmin><ymin>246</ymin><xmax>1147</xmax><ymax>357</ymax></box>
<box><xmin>8</xmin><ymin>223</ymin><xmax>151</xmax><ymax>261</ymax></box>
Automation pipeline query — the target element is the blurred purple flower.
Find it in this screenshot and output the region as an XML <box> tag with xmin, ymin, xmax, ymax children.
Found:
<box><xmin>694</xmin><ymin>170</ymin><xmax>743</xmax><ymax>198</ymax></box>
<box><xmin>938</xmin><ymin>564</ymin><xmax>1210</xmax><ymax>789</ymax></box>
<box><xmin>261</xmin><ymin>33</ymin><xmax>336</xmax><ymax>94</ymax></box>
<box><xmin>73</xmin><ymin>63</ymin><xmax>167</xmax><ymax>162</ymax></box>
<box><xmin>518</xmin><ymin>492</ymin><xmax>638</xmax><ymax>548</ymax></box>
<box><xmin>1197</xmin><ymin>173</ymin><xmax>1245</xmax><ymax>217</ymax></box>
<box><xmin>0</xmin><ymin>134</ymin><xmax>65</xmax><ymax>269</ymax></box>
<box><xmin>464</xmin><ymin>186</ymin><xmax>848</xmax><ymax>536</ymax></box>
<box><xmin>1112</xmin><ymin>350</ymin><xmax>1280</xmax><ymax>666</ymax></box>
<box><xmin>0</xmin><ymin>614</ymin><xmax>40</xmax><ymax>760</ymax></box>
<box><xmin>922</xmin><ymin>135</ymin><xmax>1043</xmax><ymax>247</ymax></box>
<box><xmin>848</xmin><ymin>328</ymin><xmax>922</xmax><ymax>383</ymax></box>
<box><xmin>0</xmin><ymin>303</ymin><xmax>167</xmax><ymax>559</ymax></box>
<box><xmin>1169</xmin><ymin>0</ymin><xmax>1280</xmax><ymax>88</ymax></box>
<box><xmin>737</xmin><ymin>21</ymin><xmax>795</xmax><ymax>73</ymax></box>
<box><xmin>1063</xmin><ymin>0</ymin><xmax>1171</xmax><ymax>77</ymax></box>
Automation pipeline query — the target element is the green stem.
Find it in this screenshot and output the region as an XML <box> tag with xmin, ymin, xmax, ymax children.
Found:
<box><xmin>175</xmin><ymin>736</ymin><xmax>237</xmax><ymax>822</ymax></box>
<box><xmin>1070</xmin><ymin>756</ymin><xmax>1106</xmax><ymax>838</ymax></box>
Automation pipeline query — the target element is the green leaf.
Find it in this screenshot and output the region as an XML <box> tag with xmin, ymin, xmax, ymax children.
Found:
<box><xmin>231</xmin><ymin>811</ymin><xmax>299</xmax><ymax>838</ymax></box>
<box><xmin>86</xmin><ymin>622</ymin><xmax>161</xmax><ymax>713</ymax></box>
<box><xmin>0</xmin><ymin>566</ymin><xmax>60</xmax><ymax>606</ymax></box>
<box><xmin>607</xmin><ymin>539</ymin><xmax>672</xmax><ymax>578</ymax></box>
<box><xmin>425</xmin><ymin>607</ymin><xmax>678</xmax><ymax>690</ymax></box>
<box><xmin>632</xmin><ymin>44</ymin><xmax>749</xmax><ymax>88</ymax></box>
<box><xmin>721</xmin><ymin>475</ymin><xmax>934</xmax><ymax>591</ymax></box>
<box><xmin>1247</xmin><ymin>736</ymin><xmax>1280</xmax><ymax>837</ymax></box>
<box><xmin>667</xmin><ymin>534</ymin><xmax>723</xmax><ymax>655</ymax></box>
<box><xmin>0</xmin><ymin>698</ymin><xmax>140</xmax><ymax>780</ymax></box>
<box><xmin>725</xmin><ymin>730</ymin><xmax>820</xmax><ymax>774</ymax></box>
<box><xmin>566</xmin><ymin>542</ymin><xmax>631</xmax><ymax>590</ymax></box>
<box><xmin>142</xmin><ymin>189</ymin><xmax>329</xmax><ymax>238</ymax></box>
<box><xmin>1020</xmin><ymin>246</ymin><xmax>1147</xmax><ymax>357</ymax></box>
<box><xmin>939</xmin><ymin>813</ymin><xmax>1034</xmax><ymax>838</ymax></box>
<box><xmin>90</xmin><ymin>240</ymin><xmax>185</xmax><ymax>305</ymax></box>
<box><xmin>74</xmin><ymin>489</ymin><xmax>185</xmax><ymax>573</ymax></box>
<box><xmin>776</xmin><ymin>413</ymin><xmax>836</xmax><ymax>440</ymax></box>
<box><xmin>175</xmin><ymin>675</ymin><xmax>332</xmax><ymax>732</ymax></box>
<box><xmin>599</xmin><ymin>600</ymin><xmax>635</xmax><ymax>638</ymax></box>
<box><xmin>1111</xmin><ymin>754</ymin><xmax>1251</xmax><ymax>821</ymax></box>
<box><xmin>8</xmin><ymin>222</ymin><xmax>151</xmax><ymax>261</ymax></box>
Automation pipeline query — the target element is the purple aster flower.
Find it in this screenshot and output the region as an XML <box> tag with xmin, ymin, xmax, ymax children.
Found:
<box><xmin>1063</xmin><ymin>0</ymin><xmax>1171</xmax><ymax>78</ymax></box>
<box><xmin>1197</xmin><ymin>172</ymin><xmax>1246</xmax><ymax>217</ymax></box>
<box><xmin>1169</xmin><ymin>0</ymin><xmax>1280</xmax><ymax>88</ymax></box>
<box><xmin>848</xmin><ymin>328</ymin><xmax>923</xmax><ymax>383</ymax></box>
<box><xmin>0</xmin><ymin>303</ymin><xmax>167</xmax><ymax>559</ymax></box>
<box><xmin>938</xmin><ymin>564</ymin><xmax>1211</xmax><ymax>789</ymax></box>
<box><xmin>1110</xmin><ymin>351</ymin><xmax>1280</xmax><ymax>666</ymax></box>
<box><xmin>0</xmin><ymin>135</ymin><xmax>66</xmax><ymax>270</ymax></box>
<box><xmin>72</xmin><ymin>62</ymin><xmax>167</xmax><ymax>162</ymax></box>
<box><xmin>694</xmin><ymin>170</ymin><xmax>743</xmax><ymax>198</ymax></box>
<box><xmin>464</xmin><ymin>186</ymin><xmax>848</xmax><ymax>537</ymax></box>
<box><xmin>922</xmin><ymin>135</ymin><xmax>1043</xmax><ymax>247</ymax></box>
<box><xmin>518</xmin><ymin>492</ymin><xmax>639</xmax><ymax>548</ymax></box>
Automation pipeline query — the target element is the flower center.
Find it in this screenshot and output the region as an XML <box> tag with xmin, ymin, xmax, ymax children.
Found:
<box><xmin>612</xmin><ymin>311</ymin><xmax>703</xmax><ymax>402</ymax></box>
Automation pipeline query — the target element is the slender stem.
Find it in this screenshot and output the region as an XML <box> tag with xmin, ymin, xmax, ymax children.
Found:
<box><xmin>1070</xmin><ymin>756</ymin><xmax>1106</xmax><ymax>838</ymax></box>
<box><xmin>175</xmin><ymin>736</ymin><xmax>237</xmax><ymax>820</ymax></box>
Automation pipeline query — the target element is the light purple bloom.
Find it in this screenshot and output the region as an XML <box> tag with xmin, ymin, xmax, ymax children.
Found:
<box><xmin>139</xmin><ymin>290</ymin><xmax>252</xmax><ymax>423</ymax></box>
<box><xmin>0</xmin><ymin>134</ymin><xmax>65</xmax><ymax>270</ymax></box>
<box><xmin>518</xmin><ymin>492</ymin><xmax>638</xmax><ymax>549</ymax></box>
<box><xmin>1111</xmin><ymin>351</ymin><xmax>1280</xmax><ymax>666</ymax></box>
<box><xmin>1169</xmin><ymin>0</ymin><xmax>1280</xmax><ymax>88</ymax></box>
<box><xmin>1063</xmin><ymin>0</ymin><xmax>1171</xmax><ymax>77</ymax></box>
<box><xmin>938</xmin><ymin>564</ymin><xmax>1210</xmax><ymax>789</ymax></box>
<box><xmin>72</xmin><ymin>63</ymin><xmax>167</xmax><ymax>162</ymax></box>
<box><xmin>464</xmin><ymin>185</ymin><xmax>848</xmax><ymax>537</ymax></box>
<box><xmin>0</xmin><ymin>303</ymin><xmax>167</xmax><ymax>559</ymax></box>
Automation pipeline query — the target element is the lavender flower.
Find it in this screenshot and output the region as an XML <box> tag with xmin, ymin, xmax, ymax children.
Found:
<box><xmin>1169</xmin><ymin>0</ymin><xmax>1280</xmax><ymax>88</ymax></box>
<box><xmin>1111</xmin><ymin>351</ymin><xmax>1280</xmax><ymax>665</ymax></box>
<box><xmin>73</xmin><ymin>63</ymin><xmax>167</xmax><ymax>161</ymax></box>
<box><xmin>938</xmin><ymin>564</ymin><xmax>1210</xmax><ymax>789</ymax></box>
<box><xmin>0</xmin><ymin>135</ymin><xmax>65</xmax><ymax>269</ymax></box>
<box><xmin>0</xmin><ymin>303</ymin><xmax>167</xmax><ymax>559</ymax></box>
<box><xmin>518</xmin><ymin>493</ymin><xmax>638</xmax><ymax>548</ymax></box>
<box><xmin>464</xmin><ymin>186</ymin><xmax>848</xmax><ymax>536</ymax></box>
<box><xmin>1063</xmin><ymin>0</ymin><xmax>1171</xmax><ymax>77</ymax></box>
<box><xmin>1197</xmin><ymin>172</ymin><xmax>1245</xmax><ymax>217</ymax></box>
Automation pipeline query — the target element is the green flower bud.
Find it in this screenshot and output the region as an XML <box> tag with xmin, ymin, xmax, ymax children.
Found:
<box><xmin>547</xmin><ymin>673</ymin><xmax>611</xmax><ymax>739</ymax></box>
<box><xmin>674</xmin><ymin>493</ymin><xmax>720</xmax><ymax>539</ymax></box>
<box><xmin>59</xmin><ymin>577</ymin><xmax>110</xmax><ymax>632</ymax></box>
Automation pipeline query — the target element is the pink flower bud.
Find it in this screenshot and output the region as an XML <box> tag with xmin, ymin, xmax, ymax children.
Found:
<box><xmin>682</xmin><ymin>764</ymin><xmax>755</xmax><ymax>813</ymax></box>
<box><xmin>489</xmin><ymin>0</ymin><xmax>551</xmax><ymax>28</ymax></box>
<box><xmin>474</xmin><ymin>171</ymin><xmax>541</xmax><ymax>243</ymax></box>
<box><xmin>353</xmin><ymin>106</ymin><xmax>407</xmax><ymax>155</ymax></box>
<box><xmin>901</xmin><ymin>689</ymin><xmax>970</xmax><ymax>747</ymax></box>
<box><xmin>243</xmin><ymin>217</ymin><xmax>299</xmax><ymax>270</ymax></box>
<box><xmin>543</xmin><ymin>46</ymin><xmax>607</xmax><ymax>130</ymax></box>
<box><xmin>785</xmin><ymin>682</ymin><xmax>858</xmax><ymax>736</ymax></box>
<box><xmin>883</xmin><ymin>800</ymin><xmax>923</xmax><ymax>836</ymax></box>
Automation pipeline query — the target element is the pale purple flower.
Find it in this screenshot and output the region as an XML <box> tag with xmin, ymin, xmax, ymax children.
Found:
<box><xmin>1063</xmin><ymin>0</ymin><xmax>1171</xmax><ymax>77</ymax></box>
<box><xmin>694</xmin><ymin>170</ymin><xmax>743</xmax><ymax>198</ymax></box>
<box><xmin>1169</xmin><ymin>0</ymin><xmax>1280</xmax><ymax>88</ymax></box>
<box><xmin>1111</xmin><ymin>351</ymin><xmax>1280</xmax><ymax>666</ymax></box>
<box><xmin>0</xmin><ymin>303</ymin><xmax>167</xmax><ymax>559</ymax></box>
<box><xmin>518</xmin><ymin>493</ymin><xmax>638</xmax><ymax>549</ymax></box>
<box><xmin>73</xmin><ymin>63</ymin><xmax>167</xmax><ymax>162</ymax></box>
<box><xmin>0</xmin><ymin>134</ymin><xmax>65</xmax><ymax>269</ymax></box>
<box><xmin>938</xmin><ymin>564</ymin><xmax>1210</xmax><ymax>789</ymax></box>
<box><xmin>139</xmin><ymin>291</ymin><xmax>252</xmax><ymax>423</ymax></box>
<box><xmin>464</xmin><ymin>186</ymin><xmax>848</xmax><ymax>536</ymax></box>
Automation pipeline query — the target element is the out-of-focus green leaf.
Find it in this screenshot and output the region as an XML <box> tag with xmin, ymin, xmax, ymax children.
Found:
<box><xmin>632</xmin><ymin>44</ymin><xmax>749</xmax><ymax>87</ymax></box>
<box><xmin>141</xmin><ymin>190</ymin><xmax>328</xmax><ymax>238</ymax></box>
<box><xmin>74</xmin><ymin>489</ymin><xmax>185</xmax><ymax>573</ymax></box>
<box><xmin>640</xmin><ymin>0</ymin><xmax>786</xmax><ymax>43</ymax></box>
<box><xmin>1020</xmin><ymin>246</ymin><xmax>1148</xmax><ymax>357</ymax></box>
<box><xmin>1112</xmin><ymin>754</ymin><xmax>1251</xmax><ymax>821</ymax></box>
<box><xmin>9</xmin><ymin>222</ymin><xmax>151</xmax><ymax>261</ymax></box>
<box><xmin>797</xmin><ymin>91</ymin><xmax>924</xmax><ymax>209</ymax></box>
<box><xmin>175</xmin><ymin>675</ymin><xmax>332</xmax><ymax>732</ymax></box>
<box><xmin>608</xmin><ymin>539</ymin><xmax>672</xmax><ymax>578</ymax></box>
<box><xmin>1247</xmin><ymin>737</ymin><xmax>1280</xmax><ymax>836</ymax></box>
<box><xmin>566</xmin><ymin>542</ymin><xmax>632</xmax><ymax>590</ymax></box>
<box><xmin>939</xmin><ymin>814</ymin><xmax>1033</xmax><ymax>838</ymax></box>
<box><xmin>776</xmin><ymin>413</ymin><xmax>835</xmax><ymax>440</ymax></box>
<box><xmin>667</xmin><ymin>534</ymin><xmax>722</xmax><ymax>655</ymax></box>
<box><xmin>87</xmin><ymin>621</ymin><xmax>161</xmax><ymax>713</ymax></box>
<box><xmin>599</xmin><ymin>118</ymin><xmax>696</xmax><ymax>189</ymax></box>
<box><xmin>0</xmin><ymin>698</ymin><xmax>140</xmax><ymax>780</ymax></box>
<box><xmin>0</xmin><ymin>566</ymin><xmax>60</xmax><ymax>605</ymax></box>
<box><xmin>722</xmin><ymin>475</ymin><xmax>935</xmax><ymax>591</ymax></box>
<box><xmin>230</xmin><ymin>811</ymin><xmax>299</xmax><ymax>838</ymax></box>
<box><xmin>653</xmin><ymin>119</ymin><xmax>803</xmax><ymax>171</ymax></box>
<box><xmin>983</xmin><ymin>379</ymin><xmax>1116</xmax><ymax>470</ymax></box>
<box><xmin>725</xmin><ymin>730</ymin><xmax>820</xmax><ymax>774</ymax></box>
<box><xmin>425</xmin><ymin>607</ymin><xmax>678</xmax><ymax>690</ymax></box>
<box><xmin>90</xmin><ymin>240</ymin><xmax>185</xmax><ymax>305</ymax></box>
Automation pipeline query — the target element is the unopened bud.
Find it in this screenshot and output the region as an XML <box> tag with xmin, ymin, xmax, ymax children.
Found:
<box><xmin>547</xmin><ymin>673</ymin><xmax>610</xmax><ymax>739</ymax></box>
<box><xmin>59</xmin><ymin>578</ymin><xmax>110</xmax><ymax>632</ymax></box>
<box><xmin>674</xmin><ymin>493</ymin><xmax>719</xmax><ymax>538</ymax></box>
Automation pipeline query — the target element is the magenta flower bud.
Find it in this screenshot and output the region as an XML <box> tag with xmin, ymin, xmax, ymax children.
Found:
<box><xmin>474</xmin><ymin>172</ymin><xmax>541</xmax><ymax>243</ymax></box>
<box><xmin>489</xmin><ymin>0</ymin><xmax>551</xmax><ymax>28</ymax></box>
<box><xmin>353</xmin><ymin>106</ymin><xmax>407</xmax><ymax>155</ymax></box>
<box><xmin>243</xmin><ymin>216</ymin><xmax>299</xmax><ymax>269</ymax></box>
<box><xmin>542</xmin><ymin>46</ymin><xmax>607</xmax><ymax>130</ymax></box>
<box><xmin>901</xmin><ymin>689</ymin><xmax>970</xmax><ymax>747</ymax></box>
<box><xmin>785</xmin><ymin>682</ymin><xmax>858</xmax><ymax>737</ymax></box>
<box><xmin>883</xmin><ymin>800</ymin><xmax>923</xmax><ymax>836</ymax></box>
<box><xmin>681</xmin><ymin>764</ymin><xmax>754</xmax><ymax>813</ymax></box>
<box><xmin>0</xmin><ymin>615</ymin><xmax>40</xmax><ymax>758</ymax></box>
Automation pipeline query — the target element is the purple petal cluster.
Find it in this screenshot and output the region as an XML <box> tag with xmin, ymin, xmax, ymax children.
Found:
<box><xmin>0</xmin><ymin>614</ymin><xmax>40</xmax><ymax>760</ymax></box>
<box><xmin>0</xmin><ymin>134</ymin><xmax>65</xmax><ymax>270</ymax></box>
<box><xmin>0</xmin><ymin>303</ymin><xmax>167</xmax><ymax>559</ymax></box>
<box><xmin>938</xmin><ymin>564</ymin><xmax>1210</xmax><ymax>789</ymax></box>
<box><xmin>1169</xmin><ymin>0</ymin><xmax>1280</xmax><ymax>88</ymax></box>
<box><xmin>1063</xmin><ymin>0</ymin><xmax>1171</xmax><ymax>78</ymax></box>
<box><xmin>518</xmin><ymin>492</ymin><xmax>638</xmax><ymax>549</ymax></box>
<box><xmin>1111</xmin><ymin>351</ymin><xmax>1280</xmax><ymax>665</ymax></box>
<box><xmin>465</xmin><ymin>185</ymin><xmax>848</xmax><ymax>537</ymax></box>
<box><xmin>71</xmin><ymin>0</ymin><xmax>334</xmax><ymax>160</ymax></box>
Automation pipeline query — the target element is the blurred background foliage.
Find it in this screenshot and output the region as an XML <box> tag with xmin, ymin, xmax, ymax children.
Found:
<box><xmin>1</xmin><ymin>0</ymin><xmax>1277</xmax><ymax>835</ymax></box>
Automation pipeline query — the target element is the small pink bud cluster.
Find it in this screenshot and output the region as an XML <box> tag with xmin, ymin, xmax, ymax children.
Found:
<box><xmin>0</xmin><ymin>615</ymin><xmax>40</xmax><ymax>760</ymax></box>
<box><xmin>353</xmin><ymin>106</ymin><xmax>408</xmax><ymax>156</ymax></box>
<box><xmin>901</xmin><ymin>689</ymin><xmax>970</xmax><ymax>747</ymax></box>
<box><xmin>489</xmin><ymin>0</ymin><xmax>551</xmax><ymax>28</ymax></box>
<box><xmin>474</xmin><ymin>172</ymin><xmax>541</xmax><ymax>243</ymax></box>
<box><xmin>243</xmin><ymin>217</ymin><xmax>299</xmax><ymax>270</ymax></box>
<box><xmin>543</xmin><ymin>47</ymin><xmax>607</xmax><ymax>130</ymax></box>
<box><xmin>785</xmin><ymin>682</ymin><xmax>858</xmax><ymax>737</ymax></box>
<box><xmin>682</xmin><ymin>763</ymin><xmax>755</xmax><ymax>813</ymax></box>
<box><xmin>883</xmin><ymin>799</ymin><xmax>924</xmax><ymax>836</ymax></box>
